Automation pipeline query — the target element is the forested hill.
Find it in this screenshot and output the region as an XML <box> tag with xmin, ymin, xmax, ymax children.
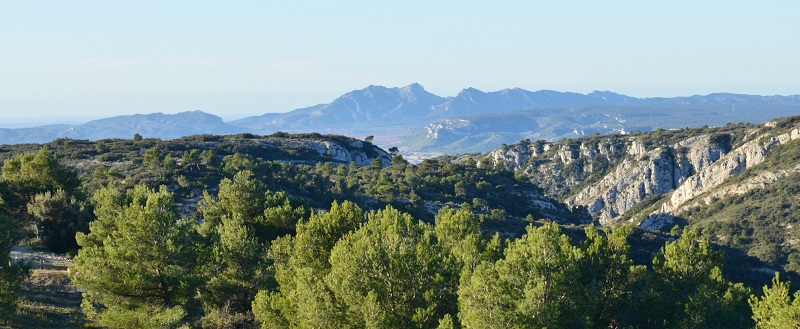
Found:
<box><xmin>0</xmin><ymin>125</ymin><xmax>799</xmax><ymax>327</ymax></box>
<box><xmin>0</xmin><ymin>132</ymin><xmax>577</xmax><ymax>226</ymax></box>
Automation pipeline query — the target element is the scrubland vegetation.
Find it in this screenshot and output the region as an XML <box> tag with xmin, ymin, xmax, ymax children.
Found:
<box><xmin>0</xmin><ymin>130</ymin><xmax>798</xmax><ymax>328</ymax></box>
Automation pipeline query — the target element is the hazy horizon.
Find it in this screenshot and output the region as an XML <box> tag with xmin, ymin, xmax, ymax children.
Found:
<box><xmin>2</xmin><ymin>2</ymin><xmax>798</xmax><ymax>123</ymax></box>
<box><xmin>3</xmin><ymin>85</ymin><xmax>800</xmax><ymax>129</ymax></box>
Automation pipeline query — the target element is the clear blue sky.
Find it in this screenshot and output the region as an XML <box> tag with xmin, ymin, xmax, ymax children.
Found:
<box><xmin>1</xmin><ymin>1</ymin><xmax>798</xmax><ymax>124</ymax></box>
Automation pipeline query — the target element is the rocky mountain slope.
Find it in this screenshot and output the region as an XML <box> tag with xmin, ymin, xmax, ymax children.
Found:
<box><xmin>480</xmin><ymin>115</ymin><xmax>800</xmax><ymax>272</ymax></box>
<box><xmin>483</xmin><ymin>117</ymin><xmax>800</xmax><ymax>225</ymax></box>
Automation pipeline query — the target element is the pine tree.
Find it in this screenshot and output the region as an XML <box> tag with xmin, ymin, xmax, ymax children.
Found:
<box><xmin>434</xmin><ymin>207</ymin><xmax>501</xmax><ymax>273</ymax></box>
<box><xmin>325</xmin><ymin>206</ymin><xmax>457</xmax><ymax>328</ymax></box>
<box><xmin>0</xmin><ymin>213</ymin><xmax>28</xmax><ymax>318</ymax></box>
<box><xmin>458</xmin><ymin>223</ymin><xmax>582</xmax><ymax>328</ymax></box>
<box><xmin>576</xmin><ymin>225</ymin><xmax>645</xmax><ymax>328</ymax></box>
<box><xmin>253</xmin><ymin>201</ymin><xmax>364</xmax><ymax>328</ymax></box>
<box><xmin>750</xmin><ymin>273</ymin><xmax>800</xmax><ymax>329</ymax></box>
<box><xmin>197</xmin><ymin>171</ymin><xmax>271</xmax><ymax>325</ymax></box>
<box><xmin>647</xmin><ymin>228</ymin><xmax>752</xmax><ymax>328</ymax></box>
<box><xmin>70</xmin><ymin>185</ymin><xmax>201</xmax><ymax>328</ymax></box>
<box><xmin>26</xmin><ymin>189</ymin><xmax>88</xmax><ymax>253</ymax></box>
<box><xmin>1</xmin><ymin>147</ymin><xmax>81</xmax><ymax>216</ymax></box>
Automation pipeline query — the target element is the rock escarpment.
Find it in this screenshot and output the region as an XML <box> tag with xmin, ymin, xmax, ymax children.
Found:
<box><xmin>565</xmin><ymin>135</ymin><xmax>728</xmax><ymax>224</ymax></box>
<box><xmin>482</xmin><ymin>117</ymin><xmax>800</xmax><ymax>228</ymax></box>
<box><xmin>640</xmin><ymin>124</ymin><xmax>800</xmax><ymax>229</ymax></box>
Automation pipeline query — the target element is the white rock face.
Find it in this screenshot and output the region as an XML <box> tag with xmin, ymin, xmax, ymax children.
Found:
<box><xmin>639</xmin><ymin>213</ymin><xmax>676</xmax><ymax>231</ymax></box>
<box><xmin>627</xmin><ymin>140</ymin><xmax>647</xmax><ymax>156</ymax></box>
<box><xmin>658</xmin><ymin>127</ymin><xmax>800</xmax><ymax>214</ymax></box>
<box><xmin>487</xmin><ymin>144</ymin><xmax>531</xmax><ymax>169</ymax></box>
<box><xmin>247</xmin><ymin>138</ymin><xmax>391</xmax><ymax>167</ymax></box>
<box><xmin>563</xmin><ymin>134</ymin><xmax>726</xmax><ymax>224</ymax></box>
<box><xmin>307</xmin><ymin>140</ymin><xmax>378</xmax><ymax>167</ymax></box>
<box><xmin>485</xmin><ymin>122</ymin><xmax>800</xmax><ymax>228</ymax></box>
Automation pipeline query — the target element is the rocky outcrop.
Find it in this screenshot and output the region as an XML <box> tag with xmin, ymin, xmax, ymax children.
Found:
<box><xmin>654</xmin><ymin>126</ymin><xmax>800</xmax><ymax>215</ymax></box>
<box><xmin>483</xmin><ymin>118</ymin><xmax>800</xmax><ymax>228</ymax></box>
<box><xmin>565</xmin><ymin>135</ymin><xmax>727</xmax><ymax>224</ymax></box>
<box><xmin>484</xmin><ymin>133</ymin><xmax>731</xmax><ymax>224</ymax></box>
<box><xmin>487</xmin><ymin>144</ymin><xmax>532</xmax><ymax>169</ymax></box>
<box><xmin>274</xmin><ymin>139</ymin><xmax>390</xmax><ymax>167</ymax></box>
<box><xmin>645</xmin><ymin>163</ymin><xmax>800</xmax><ymax>229</ymax></box>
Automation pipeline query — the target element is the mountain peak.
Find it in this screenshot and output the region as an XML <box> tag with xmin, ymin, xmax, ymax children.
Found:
<box><xmin>457</xmin><ymin>87</ymin><xmax>485</xmax><ymax>96</ymax></box>
<box><xmin>401</xmin><ymin>82</ymin><xmax>425</xmax><ymax>91</ymax></box>
<box><xmin>399</xmin><ymin>83</ymin><xmax>436</xmax><ymax>103</ymax></box>
<box><xmin>586</xmin><ymin>90</ymin><xmax>639</xmax><ymax>103</ymax></box>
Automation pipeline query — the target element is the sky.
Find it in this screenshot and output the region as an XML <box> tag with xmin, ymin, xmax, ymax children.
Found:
<box><xmin>1</xmin><ymin>1</ymin><xmax>798</xmax><ymax>126</ymax></box>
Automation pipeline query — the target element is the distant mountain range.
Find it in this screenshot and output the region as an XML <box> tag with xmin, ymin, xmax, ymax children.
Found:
<box><xmin>0</xmin><ymin>111</ymin><xmax>245</xmax><ymax>144</ymax></box>
<box><xmin>229</xmin><ymin>84</ymin><xmax>646</xmax><ymax>131</ymax></box>
<box><xmin>2</xmin><ymin>84</ymin><xmax>799</xmax><ymax>154</ymax></box>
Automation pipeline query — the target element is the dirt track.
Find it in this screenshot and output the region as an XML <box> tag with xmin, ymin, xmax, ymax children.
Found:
<box><xmin>3</xmin><ymin>246</ymin><xmax>85</xmax><ymax>328</ymax></box>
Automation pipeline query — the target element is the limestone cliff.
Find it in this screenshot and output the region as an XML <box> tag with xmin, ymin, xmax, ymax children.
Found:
<box><xmin>641</xmin><ymin>123</ymin><xmax>800</xmax><ymax>230</ymax></box>
<box><xmin>482</xmin><ymin>117</ymin><xmax>800</xmax><ymax>228</ymax></box>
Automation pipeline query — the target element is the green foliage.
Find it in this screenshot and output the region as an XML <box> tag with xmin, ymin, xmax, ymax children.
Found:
<box><xmin>1</xmin><ymin>133</ymin><xmax>567</xmax><ymax>235</ymax></box>
<box><xmin>197</xmin><ymin>170</ymin><xmax>303</xmax><ymax>323</ymax></box>
<box><xmin>70</xmin><ymin>185</ymin><xmax>201</xmax><ymax>328</ymax></box>
<box><xmin>253</xmin><ymin>201</ymin><xmax>364</xmax><ymax>328</ymax></box>
<box><xmin>434</xmin><ymin>207</ymin><xmax>500</xmax><ymax>273</ymax></box>
<box><xmin>0</xmin><ymin>129</ymin><xmax>795</xmax><ymax>327</ymax></box>
<box><xmin>646</xmin><ymin>228</ymin><xmax>753</xmax><ymax>328</ymax></box>
<box><xmin>0</xmin><ymin>213</ymin><xmax>29</xmax><ymax>319</ymax></box>
<box><xmin>577</xmin><ymin>225</ymin><xmax>646</xmax><ymax>327</ymax></box>
<box><xmin>198</xmin><ymin>303</ymin><xmax>253</xmax><ymax>329</ymax></box>
<box><xmin>1</xmin><ymin>147</ymin><xmax>86</xmax><ymax>251</ymax></box>
<box><xmin>1</xmin><ymin>147</ymin><xmax>80</xmax><ymax>195</ymax></box>
<box><xmin>222</xmin><ymin>153</ymin><xmax>259</xmax><ymax>177</ymax></box>
<box><xmin>458</xmin><ymin>222</ymin><xmax>583</xmax><ymax>328</ymax></box>
<box><xmin>199</xmin><ymin>170</ymin><xmax>267</xmax><ymax>231</ymax></box>
<box><xmin>750</xmin><ymin>274</ymin><xmax>800</xmax><ymax>328</ymax></box>
<box><xmin>26</xmin><ymin>189</ymin><xmax>89</xmax><ymax>253</ymax></box>
<box><xmin>685</xmin><ymin>168</ymin><xmax>800</xmax><ymax>271</ymax></box>
<box><xmin>142</xmin><ymin>145</ymin><xmax>176</xmax><ymax>179</ymax></box>
<box><xmin>325</xmin><ymin>206</ymin><xmax>457</xmax><ymax>328</ymax></box>
<box><xmin>94</xmin><ymin>142</ymin><xmax>108</xmax><ymax>154</ymax></box>
<box><xmin>262</xmin><ymin>190</ymin><xmax>308</xmax><ymax>240</ymax></box>
<box><xmin>455</xmin><ymin>224</ymin><xmax>751</xmax><ymax>328</ymax></box>
<box><xmin>1</xmin><ymin>147</ymin><xmax>81</xmax><ymax>213</ymax></box>
<box><xmin>200</xmin><ymin>212</ymin><xmax>267</xmax><ymax>321</ymax></box>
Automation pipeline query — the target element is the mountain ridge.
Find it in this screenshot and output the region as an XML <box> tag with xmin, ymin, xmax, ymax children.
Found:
<box><xmin>2</xmin><ymin>84</ymin><xmax>799</xmax><ymax>154</ymax></box>
<box><xmin>0</xmin><ymin>110</ymin><xmax>246</xmax><ymax>144</ymax></box>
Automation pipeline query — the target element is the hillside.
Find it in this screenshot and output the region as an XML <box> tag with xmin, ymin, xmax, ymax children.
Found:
<box><xmin>482</xmin><ymin>115</ymin><xmax>800</xmax><ymax>275</ymax></box>
<box><xmin>1</xmin><ymin>126</ymin><xmax>798</xmax><ymax>327</ymax></box>
<box><xmin>0</xmin><ymin>132</ymin><xmax>579</xmax><ymax>226</ymax></box>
